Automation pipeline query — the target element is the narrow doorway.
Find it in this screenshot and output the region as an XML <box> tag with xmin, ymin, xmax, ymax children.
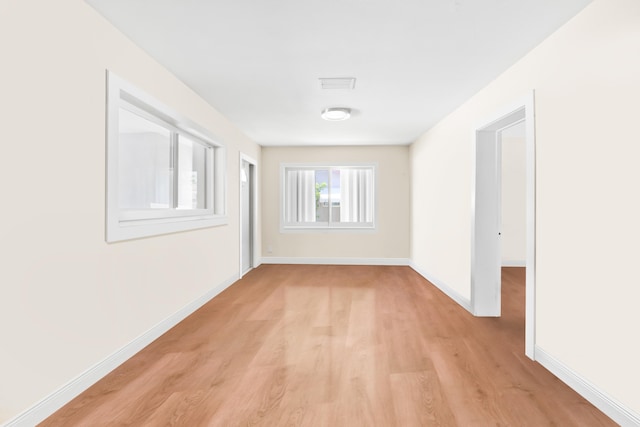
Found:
<box><xmin>500</xmin><ymin>121</ymin><xmax>528</xmax><ymax>350</ymax></box>
<box><xmin>240</xmin><ymin>154</ymin><xmax>257</xmax><ymax>277</ymax></box>
<box><xmin>500</xmin><ymin>121</ymin><xmax>527</xmax><ymax>269</ymax></box>
<box><xmin>471</xmin><ymin>93</ymin><xmax>536</xmax><ymax>359</ymax></box>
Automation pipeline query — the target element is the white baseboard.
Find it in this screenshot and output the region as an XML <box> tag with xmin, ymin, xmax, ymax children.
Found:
<box><xmin>535</xmin><ymin>347</ymin><xmax>640</xmax><ymax>427</ymax></box>
<box><xmin>2</xmin><ymin>273</ymin><xmax>239</xmax><ymax>427</ymax></box>
<box><xmin>259</xmin><ymin>257</ymin><xmax>411</xmax><ymax>266</ymax></box>
<box><xmin>502</xmin><ymin>259</ymin><xmax>526</xmax><ymax>267</ymax></box>
<box><xmin>409</xmin><ymin>262</ymin><xmax>472</xmax><ymax>313</ymax></box>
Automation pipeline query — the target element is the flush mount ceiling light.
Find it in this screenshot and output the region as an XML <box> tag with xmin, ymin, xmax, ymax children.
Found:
<box><xmin>321</xmin><ymin>107</ymin><xmax>351</xmax><ymax>121</ymax></box>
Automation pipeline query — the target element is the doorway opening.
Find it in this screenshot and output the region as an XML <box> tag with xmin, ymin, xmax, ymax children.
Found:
<box><xmin>240</xmin><ymin>153</ymin><xmax>257</xmax><ymax>277</ymax></box>
<box><xmin>471</xmin><ymin>92</ymin><xmax>536</xmax><ymax>359</ymax></box>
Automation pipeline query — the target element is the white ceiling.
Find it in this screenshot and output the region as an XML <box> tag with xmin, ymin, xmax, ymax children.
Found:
<box><xmin>86</xmin><ymin>0</ymin><xmax>592</xmax><ymax>146</ymax></box>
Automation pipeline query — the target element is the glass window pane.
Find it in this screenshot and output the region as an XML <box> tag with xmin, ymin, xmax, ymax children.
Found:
<box><xmin>177</xmin><ymin>135</ymin><xmax>208</xmax><ymax>210</ymax></box>
<box><xmin>315</xmin><ymin>169</ymin><xmax>329</xmax><ymax>222</ymax></box>
<box><xmin>118</xmin><ymin>108</ymin><xmax>172</xmax><ymax>209</ymax></box>
<box><xmin>285</xmin><ymin>169</ymin><xmax>318</xmax><ymax>223</ymax></box>
<box><xmin>330</xmin><ymin>169</ymin><xmax>341</xmax><ymax>222</ymax></box>
<box><xmin>339</xmin><ymin>167</ymin><xmax>373</xmax><ymax>223</ymax></box>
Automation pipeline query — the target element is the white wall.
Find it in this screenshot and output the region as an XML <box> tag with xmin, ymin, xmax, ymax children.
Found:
<box><xmin>411</xmin><ymin>0</ymin><xmax>639</xmax><ymax>417</ymax></box>
<box><xmin>501</xmin><ymin>122</ymin><xmax>526</xmax><ymax>266</ymax></box>
<box><xmin>0</xmin><ymin>0</ymin><xmax>260</xmax><ymax>422</ymax></box>
<box><xmin>261</xmin><ymin>146</ymin><xmax>410</xmax><ymax>261</ymax></box>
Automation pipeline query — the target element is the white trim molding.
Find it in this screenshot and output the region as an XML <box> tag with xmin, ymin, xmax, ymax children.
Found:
<box><xmin>535</xmin><ymin>347</ymin><xmax>640</xmax><ymax>427</ymax></box>
<box><xmin>502</xmin><ymin>259</ymin><xmax>526</xmax><ymax>267</ymax></box>
<box><xmin>409</xmin><ymin>262</ymin><xmax>472</xmax><ymax>312</ymax></box>
<box><xmin>260</xmin><ymin>257</ymin><xmax>410</xmax><ymax>266</ymax></box>
<box><xmin>3</xmin><ymin>274</ymin><xmax>239</xmax><ymax>427</ymax></box>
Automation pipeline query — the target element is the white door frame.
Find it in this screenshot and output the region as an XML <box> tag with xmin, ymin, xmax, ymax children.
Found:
<box><xmin>471</xmin><ymin>91</ymin><xmax>536</xmax><ymax>359</ymax></box>
<box><xmin>239</xmin><ymin>153</ymin><xmax>258</xmax><ymax>278</ymax></box>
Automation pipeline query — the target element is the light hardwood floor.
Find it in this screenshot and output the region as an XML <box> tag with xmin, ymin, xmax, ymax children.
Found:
<box><xmin>40</xmin><ymin>265</ymin><xmax>616</xmax><ymax>426</ymax></box>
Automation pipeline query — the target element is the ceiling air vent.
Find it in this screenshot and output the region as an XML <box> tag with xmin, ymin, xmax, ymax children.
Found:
<box><xmin>319</xmin><ymin>77</ymin><xmax>356</xmax><ymax>90</ymax></box>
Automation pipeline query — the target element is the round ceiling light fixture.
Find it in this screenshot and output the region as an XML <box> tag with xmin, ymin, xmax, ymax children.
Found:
<box><xmin>321</xmin><ymin>107</ymin><xmax>351</xmax><ymax>121</ymax></box>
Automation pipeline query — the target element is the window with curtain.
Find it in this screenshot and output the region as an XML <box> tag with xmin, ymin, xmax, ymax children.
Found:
<box><xmin>281</xmin><ymin>164</ymin><xmax>376</xmax><ymax>230</ymax></box>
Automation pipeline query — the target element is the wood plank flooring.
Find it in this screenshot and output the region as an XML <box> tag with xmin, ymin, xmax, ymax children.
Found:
<box><xmin>40</xmin><ymin>265</ymin><xmax>616</xmax><ymax>426</ymax></box>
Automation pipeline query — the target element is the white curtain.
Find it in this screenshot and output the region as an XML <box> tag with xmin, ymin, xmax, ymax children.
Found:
<box><xmin>286</xmin><ymin>170</ymin><xmax>316</xmax><ymax>223</ymax></box>
<box><xmin>340</xmin><ymin>168</ymin><xmax>373</xmax><ymax>223</ymax></box>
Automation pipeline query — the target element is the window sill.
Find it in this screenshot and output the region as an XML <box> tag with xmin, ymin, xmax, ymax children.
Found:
<box><xmin>107</xmin><ymin>215</ymin><xmax>227</xmax><ymax>242</ymax></box>
<box><xmin>280</xmin><ymin>225</ymin><xmax>376</xmax><ymax>234</ymax></box>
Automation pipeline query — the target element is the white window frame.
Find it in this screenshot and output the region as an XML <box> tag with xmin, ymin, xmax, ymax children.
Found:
<box><xmin>280</xmin><ymin>163</ymin><xmax>377</xmax><ymax>232</ymax></box>
<box><xmin>106</xmin><ymin>71</ymin><xmax>227</xmax><ymax>242</ymax></box>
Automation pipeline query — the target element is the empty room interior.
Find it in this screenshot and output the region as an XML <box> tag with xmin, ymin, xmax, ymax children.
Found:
<box><xmin>1</xmin><ymin>0</ymin><xmax>639</xmax><ymax>426</ymax></box>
